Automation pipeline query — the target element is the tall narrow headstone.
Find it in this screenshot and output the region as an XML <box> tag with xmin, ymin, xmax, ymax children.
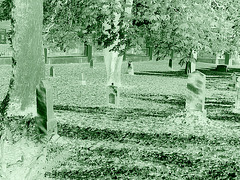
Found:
<box><xmin>186</xmin><ymin>71</ymin><xmax>206</xmax><ymax>117</ymax></box>
<box><xmin>231</xmin><ymin>72</ymin><xmax>237</xmax><ymax>88</ymax></box>
<box><xmin>44</xmin><ymin>48</ymin><xmax>48</xmax><ymax>64</ymax></box>
<box><xmin>169</xmin><ymin>59</ymin><xmax>173</xmax><ymax>69</ymax></box>
<box><xmin>88</xmin><ymin>45</ymin><xmax>93</xmax><ymax>68</ymax></box>
<box><xmin>128</xmin><ymin>61</ymin><xmax>134</xmax><ymax>75</ymax></box>
<box><xmin>185</xmin><ymin>61</ymin><xmax>191</xmax><ymax>74</ymax></box>
<box><xmin>233</xmin><ymin>77</ymin><xmax>240</xmax><ymax>113</ymax></box>
<box><xmin>107</xmin><ymin>83</ymin><xmax>120</xmax><ymax>106</ymax></box>
<box><xmin>225</xmin><ymin>52</ymin><xmax>230</xmax><ymax>65</ymax></box>
<box><xmin>80</xmin><ymin>72</ymin><xmax>86</xmax><ymax>85</ymax></box>
<box><xmin>215</xmin><ymin>53</ymin><xmax>219</xmax><ymax>65</ymax></box>
<box><xmin>50</xmin><ymin>66</ymin><xmax>55</xmax><ymax>77</ymax></box>
<box><xmin>36</xmin><ymin>80</ymin><xmax>57</xmax><ymax>135</ymax></box>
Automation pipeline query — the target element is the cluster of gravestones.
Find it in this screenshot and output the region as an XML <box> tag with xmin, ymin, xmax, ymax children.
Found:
<box><xmin>186</xmin><ymin>70</ymin><xmax>240</xmax><ymax>119</ymax></box>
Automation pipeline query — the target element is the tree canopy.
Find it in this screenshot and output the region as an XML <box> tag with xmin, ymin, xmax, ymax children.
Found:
<box><xmin>0</xmin><ymin>0</ymin><xmax>240</xmax><ymax>62</ymax></box>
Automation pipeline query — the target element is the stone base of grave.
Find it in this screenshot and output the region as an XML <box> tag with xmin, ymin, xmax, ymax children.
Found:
<box><xmin>107</xmin><ymin>85</ymin><xmax>120</xmax><ymax>106</ymax></box>
<box><xmin>185</xmin><ymin>110</ymin><xmax>208</xmax><ymax>125</ymax></box>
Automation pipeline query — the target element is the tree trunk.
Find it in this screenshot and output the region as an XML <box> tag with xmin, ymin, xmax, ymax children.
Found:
<box><xmin>1</xmin><ymin>0</ymin><xmax>45</xmax><ymax>117</ymax></box>
<box><xmin>169</xmin><ymin>50</ymin><xmax>174</xmax><ymax>70</ymax></box>
<box><xmin>103</xmin><ymin>0</ymin><xmax>133</xmax><ymax>87</ymax></box>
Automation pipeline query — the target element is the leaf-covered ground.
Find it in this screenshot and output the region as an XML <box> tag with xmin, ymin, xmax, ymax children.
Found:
<box><xmin>1</xmin><ymin>60</ymin><xmax>240</xmax><ymax>179</ymax></box>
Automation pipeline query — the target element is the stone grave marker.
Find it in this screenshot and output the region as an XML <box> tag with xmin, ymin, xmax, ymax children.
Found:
<box><xmin>44</xmin><ymin>48</ymin><xmax>48</xmax><ymax>64</ymax></box>
<box><xmin>216</xmin><ymin>65</ymin><xmax>228</xmax><ymax>72</ymax></box>
<box><xmin>80</xmin><ymin>72</ymin><xmax>86</xmax><ymax>85</ymax></box>
<box><xmin>169</xmin><ymin>59</ymin><xmax>173</xmax><ymax>70</ymax></box>
<box><xmin>36</xmin><ymin>80</ymin><xmax>57</xmax><ymax>135</ymax></box>
<box><xmin>233</xmin><ymin>77</ymin><xmax>240</xmax><ymax>113</ymax></box>
<box><xmin>128</xmin><ymin>61</ymin><xmax>134</xmax><ymax>75</ymax></box>
<box><xmin>231</xmin><ymin>72</ymin><xmax>237</xmax><ymax>88</ymax></box>
<box><xmin>185</xmin><ymin>61</ymin><xmax>191</xmax><ymax>74</ymax></box>
<box><xmin>191</xmin><ymin>60</ymin><xmax>196</xmax><ymax>73</ymax></box>
<box><xmin>185</xmin><ymin>70</ymin><xmax>206</xmax><ymax>117</ymax></box>
<box><xmin>107</xmin><ymin>83</ymin><xmax>120</xmax><ymax>106</ymax></box>
<box><xmin>50</xmin><ymin>66</ymin><xmax>55</xmax><ymax>77</ymax></box>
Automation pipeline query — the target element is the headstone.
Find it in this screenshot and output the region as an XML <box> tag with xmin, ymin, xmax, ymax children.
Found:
<box><xmin>128</xmin><ymin>61</ymin><xmax>134</xmax><ymax>75</ymax></box>
<box><xmin>216</xmin><ymin>65</ymin><xmax>228</xmax><ymax>72</ymax></box>
<box><xmin>231</xmin><ymin>72</ymin><xmax>237</xmax><ymax>88</ymax></box>
<box><xmin>36</xmin><ymin>80</ymin><xmax>57</xmax><ymax>135</ymax></box>
<box><xmin>107</xmin><ymin>83</ymin><xmax>120</xmax><ymax>106</ymax></box>
<box><xmin>169</xmin><ymin>59</ymin><xmax>173</xmax><ymax>69</ymax></box>
<box><xmin>186</xmin><ymin>71</ymin><xmax>206</xmax><ymax>117</ymax></box>
<box><xmin>50</xmin><ymin>66</ymin><xmax>55</xmax><ymax>77</ymax></box>
<box><xmin>233</xmin><ymin>77</ymin><xmax>240</xmax><ymax>113</ymax></box>
<box><xmin>185</xmin><ymin>61</ymin><xmax>191</xmax><ymax>74</ymax></box>
<box><xmin>191</xmin><ymin>59</ymin><xmax>196</xmax><ymax>72</ymax></box>
<box><xmin>80</xmin><ymin>72</ymin><xmax>86</xmax><ymax>85</ymax></box>
<box><xmin>225</xmin><ymin>52</ymin><xmax>230</xmax><ymax>65</ymax></box>
<box><xmin>88</xmin><ymin>45</ymin><xmax>93</xmax><ymax>68</ymax></box>
<box><xmin>44</xmin><ymin>48</ymin><xmax>48</xmax><ymax>64</ymax></box>
<box><xmin>215</xmin><ymin>53</ymin><xmax>219</xmax><ymax>65</ymax></box>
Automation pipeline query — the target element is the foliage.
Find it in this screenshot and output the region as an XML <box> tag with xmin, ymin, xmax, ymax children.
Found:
<box><xmin>131</xmin><ymin>0</ymin><xmax>240</xmax><ymax>65</ymax></box>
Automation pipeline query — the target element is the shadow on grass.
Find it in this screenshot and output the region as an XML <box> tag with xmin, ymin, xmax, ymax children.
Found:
<box><xmin>134</xmin><ymin>67</ymin><xmax>237</xmax><ymax>79</ymax></box>
<box><xmin>47</xmin><ymin>163</ymin><xmax>159</xmax><ymax>179</ymax></box>
<box><xmin>207</xmin><ymin>107</ymin><xmax>240</xmax><ymax>122</ymax></box>
<box><xmin>121</xmin><ymin>93</ymin><xmax>186</xmax><ymax>107</ymax></box>
<box><xmin>58</xmin><ymin>123</ymin><xmax>221</xmax><ymax>146</ymax></box>
<box><xmin>134</xmin><ymin>70</ymin><xmax>187</xmax><ymax>78</ymax></box>
<box><xmin>53</xmin><ymin>105</ymin><xmax>175</xmax><ymax>118</ymax></box>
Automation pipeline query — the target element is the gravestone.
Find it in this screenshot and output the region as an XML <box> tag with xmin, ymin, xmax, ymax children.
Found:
<box><xmin>191</xmin><ymin>60</ymin><xmax>196</xmax><ymax>73</ymax></box>
<box><xmin>80</xmin><ymin>72</ymin><xmax>86</xmax><ymax>85</ymax></box>
<box><xmin>186</xmin><ymin>71</ymin><xmax>206</xmax><ymax>117</ymax></box>
<box><xmin>50</xmin><ymin>66</ymin><xmax>55</xmax><ymax>77</ymax></box>
<box><xmin>185</xmin><ymin>61</ymin><xmax>191</xmax><ymax>74</ymax></box>
<box><xmin>231</xmin><ymin>72</ymin><xmax>237</xmax><ymax>88</ymax></box>
<box><xmin>36</xmin><ymin>80</ymin><xmax>57</xmax><ymax>135</ymax></box>
<box><xmin>128</xmin><ymin>61</ymin><xmax>134</xmax><ymax>75</ymax></box>
<box><xmin>225</xmin><ymin>53</ymin><xmax>230</xmax><ymax>65</ymax></box>
<box><xmin>169</xmin><ymin>59</ymin><xmax>173</xmax><ymax>69</ymax></box>
<box><xmin>216</xmin><ymin>65</ymin><xmax>228</xmax><ymax>72</ymax></box>
<box><xmin>107</xmin><ymin>83</ymin><xmax>120</xmax><ymax>106</ymax></box>
<box><xmin>233</xmin><ymin>77</ymin><xmax>240</xmax><ymax>113</ymax></box>
<box><xmin>44</xmin><ymin>48</ymin><xmax>48</xmax><ymax>64</ymax></box>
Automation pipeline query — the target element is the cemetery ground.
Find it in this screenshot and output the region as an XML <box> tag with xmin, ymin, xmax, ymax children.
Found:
<box><xmin>1</xmin><ymin>60</ymin><xmax>240</xmax><ymax>179</ymax></box>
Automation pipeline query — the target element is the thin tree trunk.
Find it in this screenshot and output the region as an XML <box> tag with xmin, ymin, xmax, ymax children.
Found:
<box><xmin>1</xmin><ymin>0</ymin><xmax>45</xmax><ymax>117</ymax></box>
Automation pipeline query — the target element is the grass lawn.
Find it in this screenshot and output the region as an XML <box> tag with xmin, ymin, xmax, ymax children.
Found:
<box><xmin>1</xmin><ymin>60</ymin><xmax>240</xmax><ymax>179</ymax></box>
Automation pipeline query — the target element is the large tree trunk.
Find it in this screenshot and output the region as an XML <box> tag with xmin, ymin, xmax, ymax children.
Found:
<box><xmin>1</xmin><ymin>0</ymin><xmax>45</xmax><ymax>117</ymax></box>
<box><xmin>103</xmin><ymin>0</ymin><xmax>133</xmax><ymax>87</ymax></box>
<box><xmin>0</xmin><ymin>1</ymin><xmax>48</xmax><ymax>179</ymax></box>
